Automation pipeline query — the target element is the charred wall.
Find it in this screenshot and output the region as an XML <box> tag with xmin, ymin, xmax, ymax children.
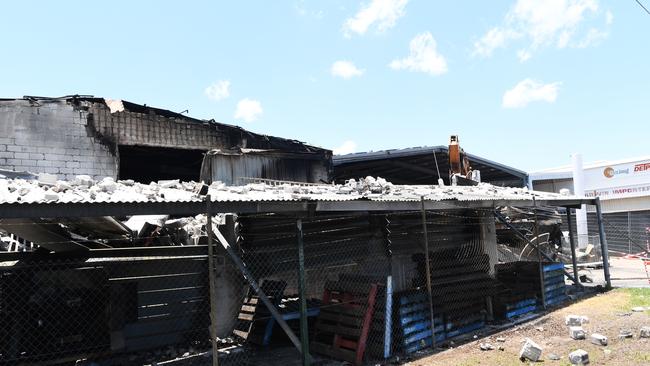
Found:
<box><xmin>0</xmin><ymin>98</ymin><xmax>117</xmax><ymax>179</ymax></box>
<box><xmin>0</xmin><ymin>97</ymin><xmax>331</xmax><ymax>182</ymax></box>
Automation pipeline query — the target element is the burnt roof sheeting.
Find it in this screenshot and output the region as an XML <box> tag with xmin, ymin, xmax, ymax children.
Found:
<box><xmin>333</xmin><ymin>146</ymin><xmax>528</xmax><ymax>187</ymax></box>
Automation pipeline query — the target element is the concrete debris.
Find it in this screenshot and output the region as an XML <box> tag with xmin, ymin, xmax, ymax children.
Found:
<box><xmin>547</xmin><ymin>353</ymin><xmax>561</xmax><ymax>361</ymax></box>
<box><xmin>495</xmin><ymin>337</ymin><xmax>506</xmax><ymax>342</ymax></box>
<box><xmin>569</xmin><ymin>326</ymin><xmax>586</xmax><ymax>340</ymax></box>
<box><xmin>631</xmin><ymin>306</ymin><xmax>647</xmax><ymax>312</ymax></box>
<box><xmin>589</xmin><ymin>333</ymin><xmax>607</xmax><ymax>346</ymax></box>
<box><xmin>618</xmin><ymin>329</ymin><xmax>633</xmax><ymax>339</ymax></box>
<box><xmin>479</xmin><ymin>343</ymin><xmax>494</xmax><ymax>351</ymax></box>
<box><xmin>519</xmin><ymin>338</ymin><xmax>543</xmax><ymax>362</ymax></box>
<box><xmin>38</xmin><ymin>173</ymin><xmax>58</xmax><ymax>186</ymax></box>
<box><xmin>640</xmin><ymin>326</ymin><xmax>650</xmax><ymax>338</ymax></box>
<box><xmin>566</xmin><ymin>315</ymin><xmax>588</xmax><ymax>326</ymax></box>
<box><xmin>568</xmin><ymin>349</ymin><xmax>589</xmax><ymax>365</ymax></box>
<box><xmin>0</xmin><ymin>174</ymin><xmax>577</xmax><ymax>205</ymax></box>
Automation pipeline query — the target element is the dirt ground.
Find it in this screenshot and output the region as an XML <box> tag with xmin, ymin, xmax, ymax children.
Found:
<box><xmin>407</xmin><ymin>288</ymin><xmax>650</xmax><ymax>366</ymax></box>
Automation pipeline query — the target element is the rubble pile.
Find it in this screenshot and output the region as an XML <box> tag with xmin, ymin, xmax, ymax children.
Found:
<box><xmin>0</xmin><ymin>175</ymin><xmax>201</xmax><ymax>204</ymax></box>
<box><xmin>0</xmin><ymin>175</ymin><xmax>572</xmax><ymax>205</ymax></box>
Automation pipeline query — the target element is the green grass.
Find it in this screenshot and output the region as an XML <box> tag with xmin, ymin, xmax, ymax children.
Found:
<box><xmin>631</xmin><ymin>351</ymin><xmax>650</xmax><ymax>363</ymax></box>
<box><xmin>620</xmin><ymin>287</ymin><xmax>650</xmax><ymax>314</ymax></box>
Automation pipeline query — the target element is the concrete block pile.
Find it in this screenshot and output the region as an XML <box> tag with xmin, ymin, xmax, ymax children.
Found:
<box><xmin>0</xmin><ymin>173</ymin><xmax>576</xmax><ymax>205</ymax></box>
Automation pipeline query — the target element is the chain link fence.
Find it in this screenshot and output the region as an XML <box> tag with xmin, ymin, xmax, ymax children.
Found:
<box><xmin>0</xmin><ymin>204</ymin><xmax>614</xmax><ymax>365</ymax></box>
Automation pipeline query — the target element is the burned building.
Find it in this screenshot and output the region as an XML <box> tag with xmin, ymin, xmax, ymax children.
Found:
<box><xmin>333</xmin><ymin>146</ymin><xmax>527</xmax><ymax>187</ymax></box>
<box><xmin>0</xmin><ymin>95</ymin><xmax>331</xmax><ymax>183</ymax></box>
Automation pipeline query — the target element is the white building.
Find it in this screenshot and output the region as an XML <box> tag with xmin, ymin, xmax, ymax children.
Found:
<box><xmin>530</xmin><ymin>156</ymin><xmax>650</xmax><ymax>255</ymax></box>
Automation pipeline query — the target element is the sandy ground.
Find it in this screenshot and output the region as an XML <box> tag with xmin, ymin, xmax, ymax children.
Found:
<box><xmin>406</xmin><ymin>288</ymin><xmax>650</xmax><ymax>366</ymax></box>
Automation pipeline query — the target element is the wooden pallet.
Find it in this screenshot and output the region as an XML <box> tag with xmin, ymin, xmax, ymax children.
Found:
<box><xmin>311</xmin><ymin>280</ymin><xmax>379</xmax><ymax>365</ymax></box>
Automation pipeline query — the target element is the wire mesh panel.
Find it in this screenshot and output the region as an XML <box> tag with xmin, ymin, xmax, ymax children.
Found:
<box><xmin>0</xmin><ymin>202</ymin><xmax>614</xmax><ymax>366</ymax></box>
<box><xmin>0</xmin><ymin>255</ymin><xmax>214</xmax><ymax>366</ymax></box>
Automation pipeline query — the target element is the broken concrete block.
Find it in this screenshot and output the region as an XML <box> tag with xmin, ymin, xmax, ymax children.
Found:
<box><xmin>566</xmin><ymin>315</ymin><xmax>588</xmax><ymax>326</ymax></box>
<box><xmin>568</xmin><ymin>349</ymin><xmax>589</xmax><ymax>365</ymax></box>
<box><xmin>43</xmin><ymin>190</ymin><xmax>59</xmax><ymax>202</ymax></box>
<box><xmin>37</xmin><ymin>173</ymin><xmax>58</xmax><ymax>186</ymax></box>
<box><xmin>98</xmin><ymin>177</ymin><xmax>117</xmax><ymax>193</ymax></box>
<box><xmin>618</xmin><ymin>329</ymin><xmax>633</xmax><ymax>339</ymax></box>
<box><xmin>73</xmin><ymin>175</ymin><xmax>94</xmax><ymax>187</ymax></box>
<box><xmin>640</xmin><ymin>326</ymin><xmax>650</xmax><ymax>338</ymax></box>
<box><xmin>569</xmin><ymin>326</ymin><xmax>586</xmax><ymax>340</ymax></box>
<box><xmin>479</xmin><ymin>343</ymin><xmax>494</xmax><ymax>351</ymax></box>
<box><xmin>590</xmin><ymin>333</ymin><xmax>607</xmax><ymax>346</ymax></box>
<box><xmin>632</xmin><ymin>306</ymin><xmax>647</xmax><ymax>312</ymax></box>
<box><xmin>519</xmin><ymin>338</ymin><xmax>542</xmax><ymax>362</ymax></box>
<box><xmin>495</xmin><ymin>337</ymin><xmax>506</xmax><ymax>342</ymax></box>
<box><xmin>158</xmin><ymin>179</ymin><xmax>180</xmax><ymax>189</ymax></box>
<box><xmin>55</xmin><ymin>180</ymin><xmax>72</xmax><ymax>192</ymax></box>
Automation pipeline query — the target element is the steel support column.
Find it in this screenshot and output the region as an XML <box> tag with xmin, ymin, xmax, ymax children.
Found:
<box><xmin>420</xmin><ymin>197</ymin><xmax>436</xmax><ymax>349</ymax></box>
<box><xmin>595</xmin><ymin>197</ymin><xmax>612</xmax><ymax>289</ymax></box>
<box><xmin>532</xmin><ymin>198</ymin><xmax>546</xmax><ymax>309</ymax></box>
<box><xmin>296</xmin><ymin>219</ymin><xmax>311</xmax><ymax>366</ymax></box>
<box><xmin>565</xmin><ymin>208</ymin><xmax>582</xmax><ymax>288</ymax></box>
<box><xmin>206</xmin><ymin>196</ymin><xmax>220</xmax><ymax>366</ymax></box>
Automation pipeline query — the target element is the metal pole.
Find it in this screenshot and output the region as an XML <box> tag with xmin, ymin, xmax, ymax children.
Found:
<box><xmin>420</xmin><ymin>197</ymin><xmax>436</xmax><ymax>349</ymax></box>
<box><xmin>566</xmin><ymin>209</ymin><xmax>582</xmax><ymax>288</ymax></box>
<box><xmin>494</xmin><ymin>210</ymin><xmax>580</xmax><ymax>285</ymax></box>
<box><xmin>205</xmin><ymin>196</ymin><xmax>220</xmax><ymax>366</ymax></box>
<box><xmin>296</xmin><ymin>219</ymin><xmax>310</xmax><ymax>366</ymax></box>
<box><xmin>595</xmin><ymin>197</ymin><xmax>612</xmax><ymax>289</ymax></box>
<box><xmin>532</xmin><ymin>197</ymin><xmax>546</xmax><ymax>309</ymax></box>
<box><xmin>213</xmin><ymin>226</ymin><xmax>309</xmax><ymax>357</ymax></box>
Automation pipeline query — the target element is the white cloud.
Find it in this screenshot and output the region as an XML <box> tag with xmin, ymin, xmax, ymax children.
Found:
<box><xmin>204</xmin><ymin>80</ymin><xmax>230</xmax><ymax>101</ymax></box>
<box><xmin>473</xmin><ymin>0</ymin><xmax>610</xmax><ymax>60</ymax></box>
<box><xmin>472</xmin><ymin>27</ymin><xmax>521</xmax><ymax>58</ymax></box>
<box><xmin>389</xmin><ymin>32</ymin><xmax>448</xmax><ymax>76</ymax></box>
<box><xmin>234</xmin><ymin>98</ymin><xmax>263</xmax><ymax>122</ymax></box>
<box><xmin>343</xmin><ymin>0</ymin><xmax>408</xmax><ymax>37</ymax></box>
<box><xmin>605</xmin><ymin>10</ymin><xmax>613</xmax><ymax>25</ymax></box>
<box><xmin>333</xmin><ymin>140</ymin><xmax>357</xmax><ymax>155</ymax></box>
<box><xmin>331</xmin><ymin>60</ymin><xmax>365</xmax><ymax>79</ymax></box>
<box><xmin>502</xmin><ymin>78</ymin><xmax>561</xmax><ymax>108</ymax></box>
<box><xmin>575</xmin><ymin>27</ymin><xmax>608</xmax><ymax>48</ymax></box>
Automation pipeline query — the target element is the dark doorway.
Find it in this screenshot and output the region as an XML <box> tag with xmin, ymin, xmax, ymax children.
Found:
<box><xmin>118</xmin><ymin>145</ymin><xmax>205</xmax><ymax>183</ymax></box>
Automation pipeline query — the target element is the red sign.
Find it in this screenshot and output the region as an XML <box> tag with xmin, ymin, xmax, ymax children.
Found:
<box><xmin>634</xmin><ymin>162</ymin><xmax>650</xmax><ymax>172</ymax></box>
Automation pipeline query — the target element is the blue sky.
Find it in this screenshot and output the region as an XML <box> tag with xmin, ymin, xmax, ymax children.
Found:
<box><xmin>1</xmin><ymin>0</ymin><xmax>648</xmax><ymax>171</ymax></box>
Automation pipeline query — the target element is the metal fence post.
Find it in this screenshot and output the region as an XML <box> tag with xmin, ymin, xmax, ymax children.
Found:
<box><xmin>565</xmin><ymin>208</ymin><xmax>582</xmax><ymax>288</ymax></box>
<box><xmin>532</xmin><ymin>197</ymin><xmax>546</xmax><ymax>309</ymax></box>
<box><xmin>296</xmin><ymin>218</ymin><xmax>310</xmax><ymax>366</ymax></box>
<box><xmin>420</xmin><ymin>197</ymin><xmax>436</xmax><ymax>349</ymax></box>
<box><xmin>595</xmin><ymin>197</ymin><xmax>612</xmax><ymax>289</ymax></box>
<box><xmin>206</xmin><ymin>195</ymin><xmax>220</xmax><ymax>366</ymax></box>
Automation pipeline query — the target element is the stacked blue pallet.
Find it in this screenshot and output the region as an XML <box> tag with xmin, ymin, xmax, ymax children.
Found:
<box><xmin>397</xmin><ymin>292</ymin><xmax>485</xmax><ymax>354</ymax></box>
<box><xmin>397</xmin><ymin>292</ymin><xmax>444</xmax><ymax>354</ymax></box>
<box><xmin>543</xmin><ymin>262</ymin><xmax>568</xmax><ymax>306</ymax></box>
<box><xmin>502</xmin><ymin>298</ymin><xmax>538</xmax><ymax>319</ymax></box>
